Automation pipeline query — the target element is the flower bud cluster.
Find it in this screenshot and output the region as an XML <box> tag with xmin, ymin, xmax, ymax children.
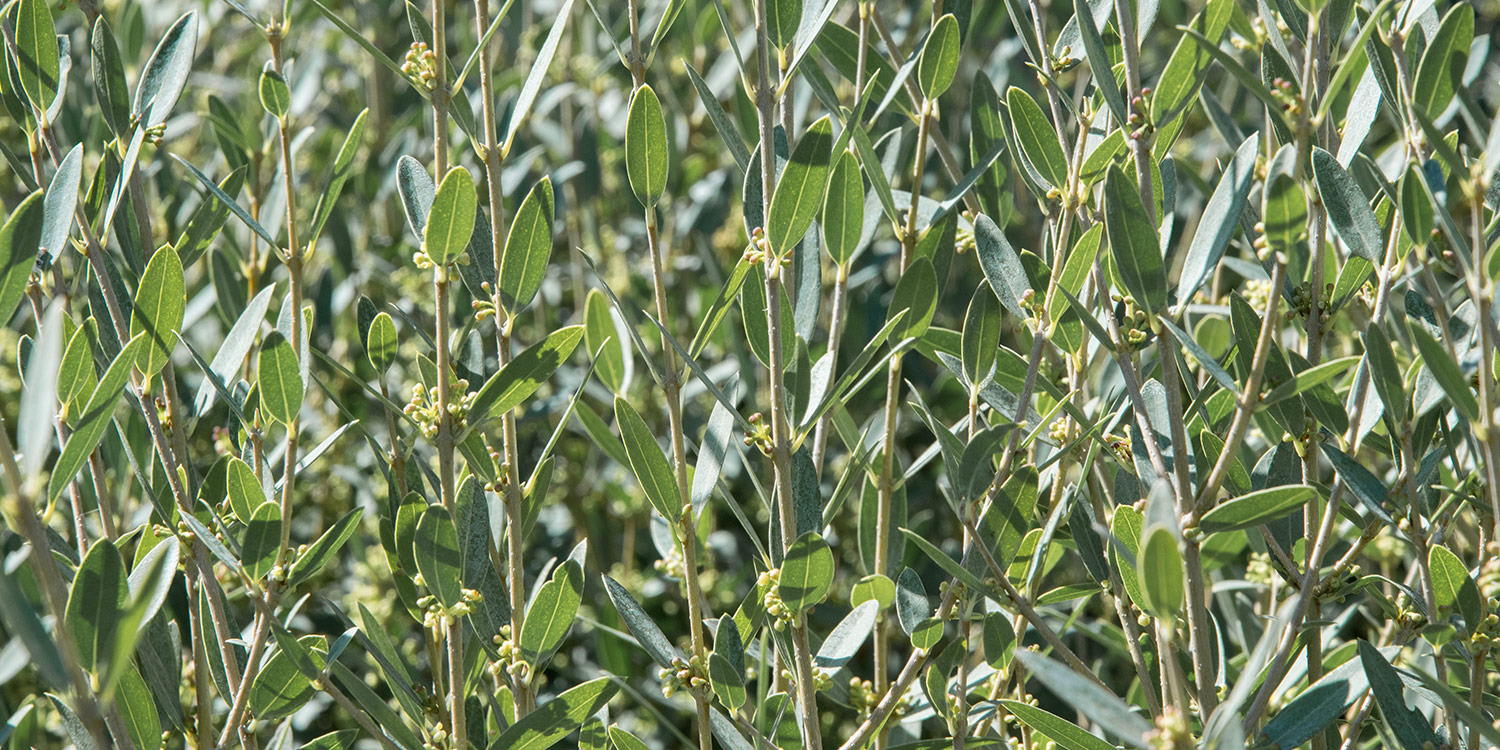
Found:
<box><xmin>489</xmin><ymin>624</ymin><xmax>530</xmax><ymax>681</ymax></box>
<box><xmin>658</xmin><ymin>654</ymin><xmax>708</xmax><ymax>699</ymax></box>
<box><xmin>743</xmin><ymin>413</ymin><xmax>774</xmax><ymax>456</ymax></box>
<box><xmin>758</xmin><ymin>568</ymin><xmax>795</xmax><ymax>631</ymax></box>
<box><xmin>401</xmin><ymin>42</ymin><xmax>438</xmax><ymax>91</ymax></box>
<box><xmin>1146</xmin><ymin>706</ymin><xmax>1192</xmax><ymax>750</ymax></box>
<box><xmin>420</xmin><ymin>587</ymin><xmax>482</xmax><ymax>629</ymax></box>
<box><xmin>1110</xmin><ymin>294</ymin><xmax>1151</xmax><ymax>349</ymax></box>
<box><xmin>404</xmin><ymin>380</ymin><xmax>476</xmax><ymax>439</ymax></box>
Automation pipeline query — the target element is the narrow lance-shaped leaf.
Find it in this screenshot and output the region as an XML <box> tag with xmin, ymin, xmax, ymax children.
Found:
<box><xmin>258</xmin><ymin>331</ymin><xmax>303</xmax><ymax>425</ymax></box>
<box><xmin>130</xmin><ymin>245</ymin><xmax>185</xmax><ymax>376</ymax></box>
<box><xmin>615</xmin><ymin>396</ymin><xmax>682</xmax><ymax>521</ymax></box>
<box><xmin>625</xmin><ymin>84</ymin><xmax>669</xmax><ymax>209</ymax></box>
<box><xmin>822</xmin><ymin>150</ymin><xmax>864</xmax><ymax>266</ymax></box>
<box><xmin>415</xmin><ymin>505</ymin><xmax>463</xmax><ymax>608</ymax></box>
<box><xmin>1007</xmin><ymin>86</ymin><xmax>1068</xmax><ymax>190</ymax></box>
<box><xmin>499</xmin><ymin>177</ymin><xmax>555</xmax><ymax>313</ymax></box>
<box><xmin>64</xmin><ymin>539</ymin><xmax>129</xmax><ymax>673</ymax></box>
<box><xmin>133</xmin><ymin>12</ymin><xmax>198</xmax><ymax>127</ymax></box>
<box><xmin>779</xmin><ymin>531</ymin><xmax>834</xmax><ymax>614</ymax></box>
<box><xmin>14</xmin><ymin>0</ymin><xmax>59</xmax><ymax>113</ymax></box>
<box><xmin>1104</xmin><ymin>164</ymin><xmax>1166</xmax><ymax>314</ymax></box>
<box><xmin>768</xmin><ymin>115</ymin><xmax>834</xmax><ymax>253</ymax></box>
<box><xmin>0</xmin><ymin>192</ymin><xmax>45</xmax><ymax>326</ymax></box>
<box><xmin>1136</xmin><ymin>526</ymin><xmax>1183</xmax><ymax>619</ymax></box>
<box><xmin>917</xmin><ymin>14</ymin><xmax>961</xmax><ymax>99</ymax></box>
<box><xmin>424</xmin><ymin>166</ymin><xmax>478</xmax><ymax>267</ymax></box>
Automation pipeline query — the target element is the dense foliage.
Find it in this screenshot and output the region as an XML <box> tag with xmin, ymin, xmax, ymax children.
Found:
<box><xmin>1</xmin><ymin>0</ymin><xmax>1499</xmax><ymax>748</ymax></box>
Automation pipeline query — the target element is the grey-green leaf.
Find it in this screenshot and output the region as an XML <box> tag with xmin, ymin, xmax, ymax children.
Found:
<box><xmin>257</xmin><ymin>331</ymin><xmax>303</xmax><ymax>425</ymax></box>
<box><xmin>14</xmin><ymin>0</ymin><xmax>59</xmax><ymax>113</ymax></box>
<box><xmin>133</xmin><ymin>12</ymin><xmax>198</xmax><ymax>127</ymax></box>
<box><xmin>615</xmin><ymin>395</ymin><xmax>682</xmax><ymax>521</ymax></box>
<box><xmin>519</xmin><ymin>560</ymin><xmax>583</xmax><ymax>662</ymax></box>
<box><xmin>65</xmin><ymin>539</ymin><xmax>128</xmax><ymax>673</ymax></box>
<box><xmin>822</xmin><ymin>150</ymin><xmax>864</xmax><ymax>265</ymax></box>
<box><xmin>0</xmin><ymin>191</ymin><xmax>45</xmax><ymax>325</ymax></box>
<box><xmin>1104</xmin><ymin>164</ymin><xmax>1166</xmax><ymax>314</ymax></box>
<box><xmin>1177</xmin><ymin>135</ymin><xmax>1257</xmax><ymax>305</ymax></box>
<box><xmin>415</xmin><ymin>505</ymin><xmax>463</xmax><ymax>608</ymax></box>
<box><xmin>917</xmin><ymin>15</ymin><xmax>961</xmax><ymax>99</ymax></box>
<box><xmin>1198</xmin><ymin>484</ymin><xmax>1319</xmax><ymax>533</ymax></box>
<box><xmin>1408</xmin><ymin>322</ymin><xmax>1478</xmax><ymax>421</ymax></box>
<box><xmin>1312</xmin><ymin>148</ymin><xmax>1382</xmax><ymax>262</ymax></box>
<box><xmin>130</xmin><ymin>245</ymin><xmax>185</xmax><ymax>376</ymax></box>
<box><xmin>425</xmin><ymin>166</ymin><xmax>478</xmax><ymax>267</ymax></box>
<box><xmin>258</xmin><ymin>64</ymin><xmax>290</xmax><ymax>117</ymax></box>
<box><xmin>489</xmin><ymin>677</ymin><xmax>618</xmax><ymax>750</ymax></box>
<box><xmin>366</xmin><ymin>312</ymin><xmax>398</xmax><ymax>373</ymax></box>
<box><xmin>626</xmin><ymin>84</ymin><xmax>669</xmax><ymax>209</ymax></box>
<box><xmin>768</xmin><ymin>115</ymin><xmax>834</xmax><ymax>253</ymax></box>
<box><xmin>499</xmin><ymin>177</ymin><xmax>555</xmax><ymax>312</ymax></box>
<box><xmin>779</xmin><ymin>531</ymin><xmax>834</xmax><ymax>614</ymax></box>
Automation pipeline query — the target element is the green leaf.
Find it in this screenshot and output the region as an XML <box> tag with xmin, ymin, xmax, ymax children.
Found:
<box><xmin>1312</xmin><ymin>148</ymin><xmax>1382</xmax><ymax>262</ymax></box>
<box><xmin>0</xmin><ymin>191</ymin><xmax>44</xmax><ymax>325</ymax></box>
<box><xmin>1262</xmin><ymin>170</ymin><xmax>1308</xmax><ymax>254</ymax></box>
<box><xmin>962</xmin><ymin>282</ymin><xmax>1002</xmax><ymax>387</ymax></box>
<box><xmin>224</xmin><ymin>456</ymin><xmax>265</xmax><ymax>522</ymax></box>
<box><xmin>48</xmin><ymin>335</ymin><xmax>146</xmax><ymax>507</ymax></box>
<box><xmin>1398</xmin><ymin>166</ymin><xmax>1433</xmax><ymax>243</ymax></box>
<box><xmin>258</xmin><ymin>64</ymin><xmax>290</xmax><ymax>117</ymax></box>
<box><xmin>1362</xmin><ymin>325</ymin><xmax>1406</xmax><ymax>426</ymax></box>
<box><xmin>1136</xmin><ymin>525</ymin><xmax>1183</xmax><ymax>619</ymax></box>
<box><xmin>815</xmin><ymin>600</ymin><xmax>879</xmax><ymax>668</ymax></box>
<box><xmin>1411</xmin><ymin>3</ymin><xmax>1473</xmax><ymax>119</ymax></box>
<box><xmin>250</xmin><ymin>635</ymin><xmax>324</xmax><ymax>721</ymax></box>
<box><xmin>583</xmin><ymin>290</ymin><xmax>625</xmax><ymax>392</ymax></box>
<box><xmin>91</xmin><ymin>19</ymin><xmax>130</xmax><ymax>137</ymax></box>
<box><xmin>767</xmin><ymin>0</ymin><xmax>801</xmax><ymax>48</ymax></box>
<box><xmin>1428</xmin><ymin>544</ymin><xmax>1482</xmax><ymax>627</ymax></box>
<box><xmin>502</xmin><ymin>0</ymin><xmax>578</xmax><ymax>149</ymax></box>
<box><xmin>917</xmin><ymin>15</ymin><xmax>961</xmax><ymax>99</ymax></box>
<box><xmin>133</xmin><ymin>12</ymin><xmax>198</xmax><ymax>127</ymax></box>
<box><xmin>1013</xmin><ymin>650</ymin><xmax>1154</xmax><ymax>749</ymax></box>
<box><xmin>822</xmin><ymin>150</ymin><xmax>864</xmax><ymax>266</ymax></box>
<box><xmin>415</xmin><ymin>505</ymin><xmax>463</xmax><ymax>608</ymax></box>
<box><xmin>1358</xmin><ymin>640</ymin><xmax>1442</xmax><ymax>750</ymax></box>
<box><xmin>366</xmin><ymin>312</ymin><xmax>398</xmax><ymax>373</ymax></box>
<box><xmin>489</xmin><ymin>677</ymin><xmax>618</xmax><ymax>750</ymax></box>
<box><xmin>14</xmin><ymin>0</ymin><xmax>58</xmax><ymax>113</ymax></box>
<box><xmin>287</xmin><ymin>507</ymin><xmax>363</xmax><ymax>587</ymax></box>
<box><xmin>1149</xmin><ymin>0</ymin><xmax>1232</xmax><ymax>126</ymax></box>
<box><xmin>115</xmin><ymin>665</ymin><xmax>161</xmax><ymax>750</ymax></box>
<box><xmin>1104</xmin><ymin>164</ymin><xmax>1166</xmax><ymax>314</ymax></box>
<box><xmin>56</xmin><ymin>317</ymin><xmax>96</xmax><ymax>410</ymax></box>
<box><xmin>257</xmin><ymin>331</ymin><xmax>303</xmax><ymax>425</ymax></box>
<box><xmin>425</xmin><ymin>166</ymin><xmax>478</xmax><ymax>267</ymax></box>
<box><xmin>975</xmin><ymin>213</ymin><xmax>1031</xmax><ymax>320</ymax></box>
<box><xmin>983</xmin><ymin>611</ymin><xmax>1015</xmax><ymax>669</ymax></box>
<box><xmin>709</xmin><ymin>618</ymin><xmax>747</xmax><ymax>710</ymax></box>
<box><xmin>768</xmin><ymin>115</ymin><xmax>834</xmax><ymax>253</ymax></box>
<box><xmin>468</xmin><ymin>325</ymin><xmax>584</xmax><ymax>429</ymax></box>
<box><xmin>519</xmin><ymin>559</ymin><xmax>583</xmax><ymax>662</ymax></box>
<box><xmin>779</xmin><ymin>531</ymin><xmax>834</xmax><ymax>614</ymax></box>
<box><xmin>498</xmin><ymin>177</ymin><xmax>555</xmax><ymax>313</ymax></box>
<box><xmin>64</xmin><ymin>539</ymin><xmax>128</xmax><ymax>673</ymax></box>
<box><xmin>1408</xmin><ymin>323</ymin><xmax>1478</xmax><ymax>422</ymax></box>
<box><xmin>1000</xmin><ymin>700</ymin><xmax>1117</xmax><ymax>750</ymax></box>
<box><xmin>615</xmin><ymin>396</ymin><xmax>682</xmax><ymax>521</ymax></box>
<box><xmin>1262</xmin><ymin>648</ymin><xmax>1382</xmax><ymax>750</ymax></box>
<box><xmin>602</xmin><ymin>574</ymin><xmax>680</xmax><ymax>668</ymax></box>
<box><xmin>608</xmin><ymin>727</ymin><xmax>652</xmax><ymax>750</ymax></box>
<box><xmin>1177</xmin><ymin>135</ymin><xmax>1258</xmax><ymax>305</ymax></box>
<box><xmin>1198</xmin><ymin>484</ymin><xmax>1319</xmax><ymax>533</ymax></box>
<box><xmin>625</xmin><ymin>84</ymin><xmax>669</xmax><ymax>209</ymax></box>
<box><xmin>130</xmin><ymin>245</ymin><xmax>185</xmax><ymax>376</ymax></box>
<box><xmin>308</xmin><ymin>108</ymin><xmax>369</xmax><ymax>246</ymax></box>
<box><xmin>886</xmin><ymin>256</ymin><xmax>938</xmax><ymax>340</ymax></box>
<box><xmin>241</xmin><ymin>502</ymin><xmax>282</xmax><ymax>581</ymax></box>
<box><xmin>1007</xmin><ymin>87</ymin><xmax>1068</xmax><ymax>190</ymax></box>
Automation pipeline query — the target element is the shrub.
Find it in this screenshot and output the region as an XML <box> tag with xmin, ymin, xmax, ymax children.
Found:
<box><xmin>1</xmin><ymin>0</ymin><xmax>1498</xmax><ymax>748</ymax></box>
